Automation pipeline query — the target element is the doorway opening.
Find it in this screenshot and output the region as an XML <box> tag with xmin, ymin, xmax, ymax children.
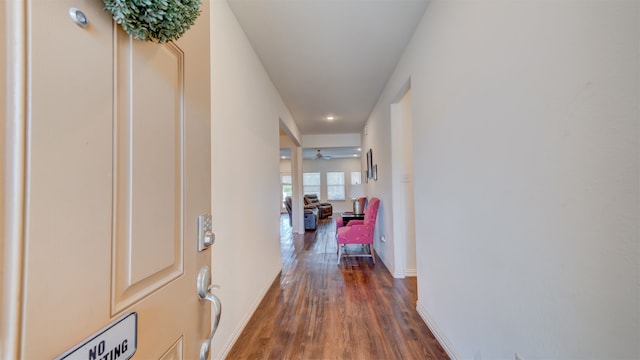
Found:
<box><xmin>279</xmin><ymin>122</ymin><xmax>303</xmax><ymax>235</ymax></box>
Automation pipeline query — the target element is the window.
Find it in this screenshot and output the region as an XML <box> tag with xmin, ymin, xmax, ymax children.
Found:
<box><xmin>351</xmin><ymin>171</ymin><xmax>362</xmax><ymax>185</ymax></box>
<box><xmin>281</xmin><ymin>173</ymin><xmax>292</xmax><ymax>203</ymax></box>
<box><xmin>327</xmin><ymin>172</ymin><xmax>345</xmax><ymax>200</ymax></box>
<box><xmin>303</xmin><ymin>172</ymin><xmax>321</xmax><ymax>198</ymax></box>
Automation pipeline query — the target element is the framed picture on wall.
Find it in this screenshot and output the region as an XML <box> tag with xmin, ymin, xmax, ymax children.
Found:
<box><xmin>366</xmin><ymin>149</ymin><xmax>373</xmax><ymax>179</ymax></box>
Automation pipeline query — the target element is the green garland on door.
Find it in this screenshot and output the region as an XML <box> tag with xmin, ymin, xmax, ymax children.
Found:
<box><xmin>104</xmin><ymin>0</ymin><xmax>201</xmax><ymax>43</ymax></box>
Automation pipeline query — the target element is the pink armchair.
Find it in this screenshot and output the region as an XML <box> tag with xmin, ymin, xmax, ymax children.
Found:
<box><xmin>336</xmin><ymin>197</ymin><xmax>380</xmax><ymax>264</ymax></box>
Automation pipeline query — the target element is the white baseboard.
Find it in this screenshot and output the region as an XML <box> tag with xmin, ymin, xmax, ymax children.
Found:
<box><xmin>392</xmin><ymin>268</ymin><xmax>416</xmax><ymax>278</ymax></box>
<box><xmin>216</xmin><ymin>268</ymin><xmax>281</xmax><ymax>360</ymax></box>
<box><xmin>416</xmin><ymin>300</ymin><xmax>461</xmax><ymax>360</ymax></box>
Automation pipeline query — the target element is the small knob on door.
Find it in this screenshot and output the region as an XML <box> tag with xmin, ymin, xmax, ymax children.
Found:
<box><xmin>204</xmin><ymin>231</ymin><xmax>215</xmax><ymax>248</ymax></box>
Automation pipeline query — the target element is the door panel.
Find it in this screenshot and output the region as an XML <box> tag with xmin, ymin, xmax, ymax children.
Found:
<box><xmin>112</xmin><ymin>32</ymin><xmax>185</xmax><ymax>313</ymax></box>
<box><xmin>159</xmin><ymin>337</ymin><xmax>184</xmax><ymax>360</ymax></box>
<box><xmin>21</xmin><ymin>0</ymin><xmax>211</xmax><ymax>359</ymax></box>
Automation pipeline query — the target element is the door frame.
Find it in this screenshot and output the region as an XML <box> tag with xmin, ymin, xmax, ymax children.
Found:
<box><xmin>1</xmin><ymin>1</ymin><xmax>28</xmax><ymax>358</ymax></box>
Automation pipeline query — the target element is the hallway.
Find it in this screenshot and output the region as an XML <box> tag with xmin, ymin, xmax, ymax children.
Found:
<box><xmin>226</xmin><ymin>216</ymin><xmax>448</xmax><ymax>359</ymax></box>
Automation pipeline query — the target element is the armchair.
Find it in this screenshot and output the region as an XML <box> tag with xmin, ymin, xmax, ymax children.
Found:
<box><xmin>304</xmin><ymin>194</ymin><xmax>333</xmax><ymax>219</ymax></box>
<box><xmin>284</xmin><ymin>196</ymin><xmax>318</xmax><ymax>230</ymax></box>
<box><xmin>336</xmin><ymin>197</ymin><xmax>380</xmax><ymax>264</ymax></box>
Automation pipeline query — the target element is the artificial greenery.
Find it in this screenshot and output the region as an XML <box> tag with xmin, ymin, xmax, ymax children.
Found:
<box><xmin>104</xmin><ymin>0</ymin><xmax>201</xmax><ymax>43</ymax></box>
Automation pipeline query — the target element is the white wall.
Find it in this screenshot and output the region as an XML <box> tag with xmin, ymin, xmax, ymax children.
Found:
<box><xmin>302</xmin><ymin>133</ymin><xmax>361</xmax><ymax>148</ymax></box>
<box><xmin>0</xmin><ymin>0</ymin><xmax>6</xmax><ymax>326</ymax></box>
<box><xmin>367</xmin><ymin>1</ymin><xmax>640</xmax><ymax>359</ymax></box>
<box><xmin>302</xmin><ymin>157</ymin><xmax>363</xmax><ymax>214</ymax></box>
<box><xmin>391</xmin><ymin>88</ymin><xmax>416</xmax><ymax>278</ymax></box>
<box><xmin>362</xmin><ymin>96</ymin><xmax>396</xmax><ymax>274</ymax></box>
<box><xmin>280</xmin><ymin>159</ymin><xmax>292</xmax><ymax>174</ymax></box>
<box><xmin>209</xmin><ymin>1</ymin><xmax>298</xmax><ymax>358</ymax></box>
<box><xmin>0</xmin><ymin>0</ymin><xmax>5</xmax><ymax>253</ymax></box>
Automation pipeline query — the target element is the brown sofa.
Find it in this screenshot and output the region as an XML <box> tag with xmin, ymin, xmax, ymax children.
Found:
<box><xmin>304</xmin><ymin>194</ymin><xmax>333</xmax><ymax>219</ymax></box>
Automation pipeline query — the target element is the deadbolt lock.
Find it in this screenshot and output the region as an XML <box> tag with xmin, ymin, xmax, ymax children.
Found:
<box><xmin>197</xmin><ymin>214</ymin><xmax>214</xmax><ymax>252</ymax></box>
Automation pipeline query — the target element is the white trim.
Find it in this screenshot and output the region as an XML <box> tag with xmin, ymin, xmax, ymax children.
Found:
<box><xmin>292</xmin><ymin>147</ymin><xmax>305</xmax><ymax>234</ymax></box>
<box><xmin>216</xmin><ymin>268</ymin><xmax>281</xmax><ymax>360</ymax></box>
<box><xmin>393</xmin><ymin>268</ymin><xmax>417</xmax><ymax>278</ymax></box>
<box><xmin>416</xmin><ymin>300</ymin><xmax>461</xmax><ymax>360</ymax></box>
<box><xmin>1</xmin><ymin>1</ymin><xmax>27</xmax><ymax>358</ymax></box>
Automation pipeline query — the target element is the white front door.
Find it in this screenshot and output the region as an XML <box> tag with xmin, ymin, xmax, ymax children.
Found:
<box><xmin>5</xmin><ymin>0</ymin><xmax>213</xmax><ymax>358</ymax></box>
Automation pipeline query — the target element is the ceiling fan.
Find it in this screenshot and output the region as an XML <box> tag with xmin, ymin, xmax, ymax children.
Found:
<box><xmin>315</xmin><ymin>149</ymin><xmax>331</xmax><ymax>160</ymax></box>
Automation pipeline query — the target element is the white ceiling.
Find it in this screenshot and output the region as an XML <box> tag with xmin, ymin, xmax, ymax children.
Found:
<box><xmin>228</xmin><ymin>0</ymin><xmax>429</xmax><ymax>135</ymax></box>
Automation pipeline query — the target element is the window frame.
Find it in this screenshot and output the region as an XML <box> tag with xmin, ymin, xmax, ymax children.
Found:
<box><xmin>303</xmin><ymin>172</ymin><xmax>321</xmax><ymax>198</ymax></box>
<box><xmin>326</xmin><ymin>171</ymin><xmax>345</xmax><ymax>201</ymax></box>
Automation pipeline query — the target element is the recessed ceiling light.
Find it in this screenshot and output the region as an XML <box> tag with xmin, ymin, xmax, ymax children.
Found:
<box><xmin>357</xmin><ymin>148</ymin><xmax>362</xmax><ymax>151</ymax></box>
<box><xmin>353</xmin><ymin>154</ymin><xmax>358</xmax><ymax>157</ymax></box>
<box><xmin>326</xmin><ymin>116</ymin><xmax>335</xmax><ymax>121</ymax></box>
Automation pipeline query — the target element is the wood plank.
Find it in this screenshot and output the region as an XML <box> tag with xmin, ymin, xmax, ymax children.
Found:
<box><xmin>226</xmin><ymin>216</ymin><xmax>450</xmax><ymax>359</ymax></box>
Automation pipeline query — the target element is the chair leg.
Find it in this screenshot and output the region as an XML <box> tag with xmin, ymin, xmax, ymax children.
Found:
<box><xmin>370</xmin><ymin>244</ymin><xmax>375</xmax><ymax>264</ymax></box>
<box><xmin>337</xmin><ymin>244</ymin><xmax>342</xmax><ymax>264</ymax></box>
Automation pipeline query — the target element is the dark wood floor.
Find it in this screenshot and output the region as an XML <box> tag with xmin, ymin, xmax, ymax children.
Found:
<box><xmin>226</xmin><ymin>215</ymin><xmax>449</xmax><ymax>360</ymax></box>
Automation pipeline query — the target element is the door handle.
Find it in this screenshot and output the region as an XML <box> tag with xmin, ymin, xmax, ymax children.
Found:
<box><xmin>197</xmin><ymin>266</ymin><xmax>222</xmax><ymax>360</ymax></box>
